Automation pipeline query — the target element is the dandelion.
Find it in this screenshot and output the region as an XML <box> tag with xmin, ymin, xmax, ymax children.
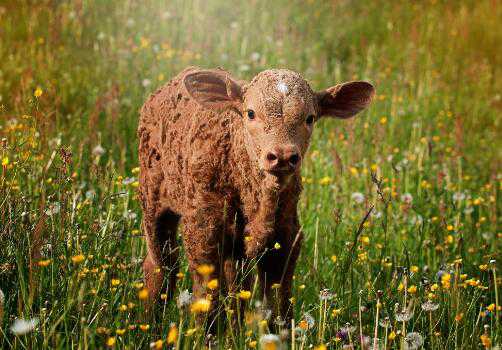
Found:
<box><xmin>395</xmin><ymin>308</ymin><xmax>413</xmax><ymax>322</ymax></box>
<box><xmin>167</xmin><ymin>324</ymin><xmax>178</xmax><ymax>344</ymax></box>
<box><xmin>185</xmin><ymin>328</ymin><xmax>197</xmax><ymax>336</ymax></box>
<box><xmin>238</xmin><ymin>290</ymin><xmax>252</xmax><ymax>300</ymax></box>
<box><xmin>259</xmin><ymin>334</ymin><xmax>282</xmax><ymax>350</ymax></box>
<box><xmin>319</xmin><ymin>289</ymin><xmax>334</xmax><ymax>301</ymax></box>
<box><xmin>351</xmin><ymin>192</ymin><xmax>365</xmax><ymax>204</ymax></box>
<box><xmin>71</xmin><ymin>254</ymin><xmax>85</xmax><ymax>264</ymax></box>
<box><xmin>111</xmin><ymin>279</ymin><xmax>121</xmax><ymax>286</ymax></box>
<box><xmin>421</xmin><ymin>301</ymin><xmax>439</xmax><ymax>311</ymax></box>
<box><xmin>196</xmin><ymin>264</ymin><xmax>214</xmax><ymax>276</ymax></box>
<box><xmin>207</xmin><ymin>279</ymin><xmax>218</xmax><ymax>290</ymax></box>
<box><xmin>37</xmin><ymin>259</ymin><xmax>51</xmax><ymax>267</ymax></box>
<box><xmin>452</xmin><ymin>192</ymin><xmax>466</xmax><ymax>201</ymax></box>
<box><xmin>106</xmin><ymin>337</ymin><xmax>116</xmax><ymax>347</ymax></box>
<box><xmin>331</xmin><ymin>255</ymin><xmax>337</xmax><ymax>263</ymax></box>
<box><xmin>177</xmin><ymin>290</ymin><xmax>192</xmax><ymax>308</ymax></box>
<box><xmin>150</xmin><ymin>340</ymin><xmax>163</xmax><ymax>349</ymax></box>
<box><xmin>139</xmin><ymin>324</ymin><xmax>150</xmax><ymax>331</ymax></box>
<box><xmin>401</xmin><ymin>193</ymin><xmax>413</xmax><ymax>204</ymax></box>
<box><xmin>115</xmin><ymin>328</ymin><xmax>126</xmax><ymax>335</ymax></box>
<box><xmin>403</xmin><ymin>332</ymin><xmax>423</xmax><ymax>350</ymax></box>
<box><xmin>10</xmin><ymin>318</ymin><xmax>39</xmax><ymax>335</ymax></box>
<box><xmin>138</xmin><ymin>288</ymin><xmax>149</xmax><ymax>300</ymax></box>
<box><xmin>92</xmin><ymin>144</ymin><xmax>106</xmax><ymax>156</ymax></box>
<box><xmin>480</xmin><ymin>334</ymin><xmax>491</xmax><ymax>348</ymax></box>
<box><xmin>319</xmin><ymin>176</ymin><xmax>332</xmax><ymax>185</ymax></box>
<box><xmin>407</xmin><ymin>285</ymin><xmax>417</xmax><ymax>294</ymax></box>
<box><xmin>34</xmin><ymin>86</ymin><xmax>43</xmax><ymax>98</ymax></box>
<box><xmin>190</xmin><ymin>298</ymin><xmax>211</xmax><ymax>313</ymax></box>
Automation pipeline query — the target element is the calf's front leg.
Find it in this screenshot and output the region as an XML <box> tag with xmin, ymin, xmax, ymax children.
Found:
<box><xmin>181</xmin><ymin>200</ymin><xmax>225</xmax><ymax>332</ymax></box>
<box><xmin>244</xmin><ymin>176</ymin><xmax>280</xmax><ymax>258</ymax></box>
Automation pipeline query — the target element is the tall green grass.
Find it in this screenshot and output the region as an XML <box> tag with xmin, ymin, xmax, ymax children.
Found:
<box><xmin>0</xmin><ymin>1</ymin><xmax>500</xmax><ymax>349</ymax></box>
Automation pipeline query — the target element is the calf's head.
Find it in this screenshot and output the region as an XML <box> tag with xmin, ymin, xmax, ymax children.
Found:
<box><xmin>184</xmin><ymin>68</ymin><xmax>374</xmax><ymax>176</ymax></box>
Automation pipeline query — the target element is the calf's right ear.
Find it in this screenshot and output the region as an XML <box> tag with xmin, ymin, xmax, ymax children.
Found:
<box><xmin>183</xmin><ymin>69</ymin><xmax>243</xmax><ymax>111</ymax></box>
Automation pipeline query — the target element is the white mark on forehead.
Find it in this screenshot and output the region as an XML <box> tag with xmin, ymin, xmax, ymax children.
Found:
<box><xmin>276</xmin><ymin>81</ymin><xmax>288</xmax><ymax>95</ymax></box>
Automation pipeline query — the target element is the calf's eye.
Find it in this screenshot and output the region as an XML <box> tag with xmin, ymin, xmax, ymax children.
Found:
<box><xmin>306</xmin><ymin>114</ymin><xmax>315</xmax><ymax>125</ymax></box>
<box><xmin>247</xmin><ymin>110</ymin><xmax>255</xmax><ymax>120</ymax></box>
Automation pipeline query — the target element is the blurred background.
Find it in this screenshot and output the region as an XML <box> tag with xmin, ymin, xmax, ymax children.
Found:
<box><xmin>0</xmin><ymin>1</ymin><xmax>500</xmax><ymax>349</ymax></box>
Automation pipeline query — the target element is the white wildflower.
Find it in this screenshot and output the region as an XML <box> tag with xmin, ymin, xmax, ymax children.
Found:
<box><xmin>452</xmin><ymin>192</ymin><xmax>466</xmax><ymax>202</ymax></box>
<box><xmin>260</xmin><ymin>334</ymin><xmax>282</xmax><ymax>349</ymax></box>
<box><xmin>142</xmin><ymin>79</ymin><xmax>151</xmax><ymax>88</ymax></box>
<box><xmin>351</xmin><ymin>192</ymin><xmax>365</xmax><ymax>204</ymax></box>
<box><xmin>177</xmin><ymin>290</ymin><xmax>192</xmax><ymax>308</ymax></box>
<box><xmin>401</xmin><ymin>193</ymin><xmax>413</xmax><ymax>204</ymax></box>
<box><xmin>45</xmin><ymin>202</ymin><xmax>60</xmax><ymax>216</ymax></box>
<box><xmin>92</xmin><ymin>144</ymin><xmax>105</xmax><ymax>156</ymax></box>
<box><xmin>250</xmin><ymin>52</ymin><xmax>261</xmax><ymax>62</ymax></box>
<box><xmin>403</xmin><ymin>332</ymin><xmax>423</xmax><ymax>350</ymax></box>
<box><xmin>319</xmin><ymin>288</ymin><xmax>334</xmax><ymax>301</ymax></box>
<box><xmin>421</xmin><ymin>300</ymin><xmax>439</xmax><ymax>312</ymax></box>
<box><xmin>238</xmin><ymin>64</ymin><xmax>250</xmax><ymax>72</ymax></box>
<box><xmin>10</xmin><ymin>318</ymin><xmax>39</xmax><ymax>335</ymax></box>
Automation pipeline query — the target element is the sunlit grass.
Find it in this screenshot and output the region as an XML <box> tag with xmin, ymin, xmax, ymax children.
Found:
<box><xmin>0</xmin><ymin>0</ymin><xmax>500</xmax><ymax>349</ymax></box>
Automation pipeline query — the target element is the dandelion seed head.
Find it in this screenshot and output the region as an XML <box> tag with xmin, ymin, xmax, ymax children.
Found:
<box><xmin>10</xmin><ymin>318</ymin><xmax>39</xmax><ymax>335</ymax></box>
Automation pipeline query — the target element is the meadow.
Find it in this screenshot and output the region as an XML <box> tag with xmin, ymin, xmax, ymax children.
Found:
<box><xmin>0</xmin><ymin>0</ymin><xmax>501</xmax><ymax>349</ymax></box>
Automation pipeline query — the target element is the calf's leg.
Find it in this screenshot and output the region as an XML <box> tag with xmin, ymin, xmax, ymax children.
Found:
<box><xmin>143</xmin><ymin>208</ymin><xmax>180</xmax><ymax>304</ymax></box>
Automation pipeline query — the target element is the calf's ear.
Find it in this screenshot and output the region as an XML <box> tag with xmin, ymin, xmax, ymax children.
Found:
<box><xmin>316</xmin><ymin>81</ymin><xmax>375</xmax><ymax>119</ymax></box>
<box><xmin>184</xmin><ymin>69</ymin><xmax>243</xmax><ymax>111</ymax></box>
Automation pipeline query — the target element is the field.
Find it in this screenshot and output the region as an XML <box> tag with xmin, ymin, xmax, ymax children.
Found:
<box><xmin>0</xmin><ymin>0</ymin><xmax>501</xmax><ymax>349</ymax></box>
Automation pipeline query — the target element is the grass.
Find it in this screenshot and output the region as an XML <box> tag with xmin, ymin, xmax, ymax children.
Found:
<box><xmin>0</xmin><ymin>0</ymin><xmax>500</xmax><ymax>349</ymax></box>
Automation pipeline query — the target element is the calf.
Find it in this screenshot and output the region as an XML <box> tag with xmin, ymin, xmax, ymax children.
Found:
<box><xmin>138</xmin><ymin>66</ymin><xmax>374</xmax><ymax>323</ymax></box>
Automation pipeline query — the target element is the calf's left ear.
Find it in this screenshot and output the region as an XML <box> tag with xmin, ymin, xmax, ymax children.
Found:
<box><xmin>184</xmin><ymin>69</ymin><xmax>243</xmax><ymax>111</ymax></box>
<box><xmin>316</xmin><ymin>81</ymin><xmax>375</xmax><ymax>119</ymax></box>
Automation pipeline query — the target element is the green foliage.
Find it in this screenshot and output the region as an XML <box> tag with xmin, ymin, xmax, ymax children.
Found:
<box><xmin>0</xmin><ymin>0</ymin><xmax>500</xmax><ymax>349</ymax></box>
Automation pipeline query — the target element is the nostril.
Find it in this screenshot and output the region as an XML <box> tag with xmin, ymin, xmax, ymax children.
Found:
<box><xmin>266</xmin><ymin>152</ymin><xmax>278</xmax><ymax>162</ymax></box>
<box><xmin>289</xmin><ymin>153</ymin><xmax>300</xmax><ymax>165</ymax></box>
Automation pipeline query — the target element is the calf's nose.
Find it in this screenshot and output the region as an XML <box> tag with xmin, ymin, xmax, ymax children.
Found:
<box><xmin>264</xmin><ymin>145</ymin><xmax>301</xmax><ymax>172</ymax></box>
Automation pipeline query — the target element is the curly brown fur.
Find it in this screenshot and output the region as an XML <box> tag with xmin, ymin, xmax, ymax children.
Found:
<box><xmin>138</xmin><ymin>66</ymin><xmax>374</xmax><ymax>327</ymax></box>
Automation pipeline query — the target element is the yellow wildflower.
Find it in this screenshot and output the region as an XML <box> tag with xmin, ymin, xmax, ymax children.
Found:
<box><xmin>71</xmin><ymin>254</ymin><xmax>85</xmax><ymax>264</ymax></box>
<box><xmin>111</xmin><ymin>279</ymin><xmax>121</xmax><ymax>286</ymax></box>
<box><xmin>37</xmin><ymin>259</ymin><xmax>51</xmax><ymax>267</ymax></box>
<box><xmin>319</xmin><ymin>176</ymin><xmax>332</xmax><ymax>185</ymax></box>
<box><xmin>238</xmin><ymin>290</ymin><xmax>252</xmax><ymax>300</ymax></box>
<box><xmin>207</xmin><ymin>279</ymin><xmax>218</xmax><ymax>290</ymax></box>
<box><xmin>167</xmin><ymin>324</ymin><xmax>178</xmax><ymax>344</ymax></box>
<box><xmin>274</xmin><ymin>242</ymin><xmax>281</xmax><ymax>250</ymax></box>
<box><xmin>407</xmin><ymin>285</ymin><xmax>417</xmax><ymax>294</ymax></box>
<box><xmin>151</xmin><ymin>340</ymin><xmax>163</xmax><ymax>349</ymax></box>
<box><xmin>115</xmin><ymin>329</ymin><xmax>126</xmax><ymax>335</ymax></box>
<box><xmin>196</xmin><ymin>264</ymin><xmax>214</xmax><ymax>276</ymax></box>
<box><xmin>34</xmin><ymin>86</ymin><xmax>43</xmax><ymax>98</ymax></box>
<box><xmin>190</xmin><ymin>298</ymin><xmax>211</xmax><ymax>313</ymax></box>
<box><xmin>139</xmin><ymin>324</ymin><xmax>150</xmax><ymax>331</ymax></box>
<box><xmin>388</xmin><ymin>331</ymin><xmax>396</xmax><ymax>340</ymax></box>
<box><xmin>106</xmin><ymin>337</ymin><xmax>116</xmax><ymax>347</ymax></box>
<box><xmin>331</xmin><ymin>255</ymin><xmax>337</xmax><ymax>263</ymax></box>
<box><xmin>138</xmin><ymin>288</ymin><xmax>149</xmax><ymax>300</ymax></box>
<box><xmin>2</xmin><ymin>157</ymin><xmax>9</xmax><ymax>166</ymax></box>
